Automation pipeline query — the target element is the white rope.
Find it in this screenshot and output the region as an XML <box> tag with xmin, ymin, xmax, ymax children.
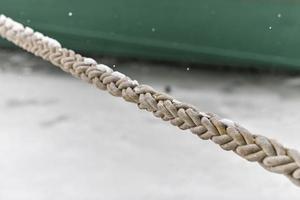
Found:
<box><xmin>0</xmin><ymin>14</ymin><xmax>299</xmax><ymax>187</ymax></box>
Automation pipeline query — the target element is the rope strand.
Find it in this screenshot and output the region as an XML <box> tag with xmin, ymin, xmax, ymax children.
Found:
<box><xmin>0</xmin><ymin>14</ymin><xmax>299</xmax><ymax>187</ymax></box>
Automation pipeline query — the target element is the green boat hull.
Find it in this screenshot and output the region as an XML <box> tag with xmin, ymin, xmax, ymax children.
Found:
<box><xmin>1</xmin><ymin>0</ymin><xmax>300</xmax><ymax>69</ymax></box>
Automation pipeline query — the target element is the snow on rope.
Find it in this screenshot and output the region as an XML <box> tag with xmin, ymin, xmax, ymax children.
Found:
<box><xmin>0</xmin><ymin>14</ymin><xmax>300</xmax><ymax>187</ymax></box>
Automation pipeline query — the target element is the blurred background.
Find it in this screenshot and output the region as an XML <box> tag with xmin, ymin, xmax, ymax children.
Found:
<box><xmin>1</xmin><ymin>0</ymin><xmax>300</xmax><ymax>199</ymax></box>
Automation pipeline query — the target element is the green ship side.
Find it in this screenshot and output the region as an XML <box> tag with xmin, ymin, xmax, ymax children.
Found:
<box><xmin>1</xmin><ymin>0</ymin><xmax>300</xmax><ymax>69</ymax></box>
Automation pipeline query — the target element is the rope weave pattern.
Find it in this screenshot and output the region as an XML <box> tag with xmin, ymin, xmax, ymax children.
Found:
<box><xmin>0</xmin><ymin>14</ymin><xmax>299</xmax><ymax>187</ymax></box>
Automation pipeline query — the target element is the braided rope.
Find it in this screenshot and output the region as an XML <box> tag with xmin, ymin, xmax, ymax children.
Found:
<box><xmin>0</xmin><ymin>14</ymin><xmax>299</xmax><ymax>187</ymax></box>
